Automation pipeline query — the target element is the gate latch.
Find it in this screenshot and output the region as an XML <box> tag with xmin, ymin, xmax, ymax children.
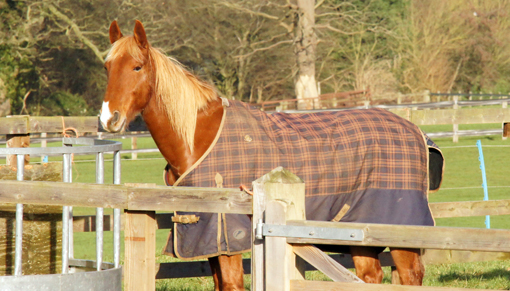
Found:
<box><xmin>255</xmin><ymin>219</ymin><xmax>364</xmax><ymax>241</ymax></box>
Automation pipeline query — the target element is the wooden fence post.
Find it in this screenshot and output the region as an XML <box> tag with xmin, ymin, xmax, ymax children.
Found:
<box><xmin>6</xmin><ymin>134</ymin><xmax>30</xmax><ymax>167</ymax></box>
<box><xmin>40</xmin><ymin>132</ymin><xmax>47</xmax><ymax>162</ymax></box>
<box><xmin>423</xmin><ymin>90</ymin><xmax>431</xmax><ymax>103</ymax></box>
<box><xmin>131</xmin><ymin>132</ymin><xmax>138</xmax><ymax>160</ymax></box>
<box><xmin>124</xmin><ymin>210</ymin><xmax>156</xmax><ymax>291</ymax></box>
<box><xmin>502</xmin><ymin>100</ymin><xmax>508</xmax><ymax>141</ymax></box>
<box><xmin>252</xmin><ymin>175</ymin><xmax>266</xmax><ymax>291</ymax></box>
<box><xmin>253</xmin><ymin>167</ymin><xmax>306</xmax><ymax>291</ymax></box>
<box><xmin>453</xmin><ymin>95</ymin><xmax>459</xmax><ymax>143</ymax></box>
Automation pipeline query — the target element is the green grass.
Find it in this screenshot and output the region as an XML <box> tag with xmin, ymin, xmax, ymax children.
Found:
<box><xmin>424</xmin><ymin>261</ymin><xmax>510</xmax><ymax>289</ymax></box>
<box><xmin>425</xmin><ymin>133</ymin><xmax>510</xmax><ymax>231</ymax></box>
<box><xmin>8</xmin><ymin>130</ymin><xmax>510</xmax><ymax>289</ymax></box>
<box><xmin>303</xmin><ymin>262</ymin><xmax>510</xmax><ymax>289</ymax></box>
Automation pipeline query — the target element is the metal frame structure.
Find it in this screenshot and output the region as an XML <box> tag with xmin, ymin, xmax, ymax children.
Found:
<box><xmin>0</xmin><ymin>137</ymin><xmax>122</xmax><ymax>290</ymax></box>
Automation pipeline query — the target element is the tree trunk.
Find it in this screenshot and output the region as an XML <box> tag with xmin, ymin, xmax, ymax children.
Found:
<box><xmin>295</xmin><ymin>0</ymin><xmax>318</xmax><ymax>110</ymax></box>
<box><xmin>0</xmin><ymin>78</ymin><xmax>10</xmax><ymax>116</ymax></box>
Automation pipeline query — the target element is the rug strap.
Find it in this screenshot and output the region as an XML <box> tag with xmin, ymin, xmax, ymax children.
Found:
<box><xmin>172</xmin><ymin>215</ymin><xmax>200</xmax><ymax>224</ymax></box>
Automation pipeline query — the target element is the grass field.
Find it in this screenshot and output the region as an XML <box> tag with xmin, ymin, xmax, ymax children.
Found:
<box><xmin>5</xmin><ymin>124</ymin><xmax>510</xmax><ymax>289</ymax></box>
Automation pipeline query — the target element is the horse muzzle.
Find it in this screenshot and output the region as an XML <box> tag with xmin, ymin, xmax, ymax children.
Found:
<box><xmin>106</xmin><ymin>111</ymin><xmax>126</xmax><ymax>132</ymax></box>
<box><xmin>100</xmin><ymin>107</ymin><xmax>126</xmax><ymax>133</ymax></box>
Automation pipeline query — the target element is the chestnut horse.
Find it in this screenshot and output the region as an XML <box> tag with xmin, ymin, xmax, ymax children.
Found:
<box><xmin>100</xmin><ymin>20</ymin><xmax>434</xmax><ymax>290</ymax></box>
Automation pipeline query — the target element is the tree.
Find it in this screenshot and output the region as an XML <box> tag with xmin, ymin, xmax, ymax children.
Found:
<box><xmin>0</xmin><ymin>0</ymin><xmax>132</xmax><ymax>115</ymax></box>
<box><xmin>315</xmin><ymin>0</ymin><xmax>406</xmax><ymax>97</ymax></box>
<box><xmin>3</xmin><ymin>0</ymin><xmax>510</xmax><ymax>118</ymax></box>
<box><xmin>453</xmin><ymin>0</ymin><xmax>510</xmax><ymax>93</ymax></box>
<box><xmin>392</xmin><ymin>0</ymin><xmax>510</xmax><ymax>94</ymax></box>
<box><xmin>294</xmin><ymin>0</ymin><xmax>318</xmax><ymax>108</ymax></box>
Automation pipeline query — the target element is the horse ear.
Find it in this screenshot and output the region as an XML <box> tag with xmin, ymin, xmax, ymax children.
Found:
<box><xmin>133</xmin><ymin>20</ymin><xmax>149</xmax><ymax>49</ymax></box>
<box><xmin>109</xmin><ymin>20</ymin><xmax>123</xmax><ymax>44</ymax></box>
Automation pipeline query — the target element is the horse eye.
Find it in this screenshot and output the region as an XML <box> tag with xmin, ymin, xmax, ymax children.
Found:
<box><xmin>134</xmin><ymin>66</ymin><xmax>142</xmax><ymax>72</ymax></box>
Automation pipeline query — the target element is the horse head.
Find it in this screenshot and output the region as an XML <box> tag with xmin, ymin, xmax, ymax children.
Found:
<box><xmin>100</xmin><ymin>20</ymin><xmax>152</xmax><ymax>132</ymax></box>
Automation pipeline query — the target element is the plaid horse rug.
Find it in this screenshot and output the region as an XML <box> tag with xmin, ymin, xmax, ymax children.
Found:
<box><xmin>163</xmin><ymin>99</ymin><xmax>444</xmax><ymax>259</ymax></box>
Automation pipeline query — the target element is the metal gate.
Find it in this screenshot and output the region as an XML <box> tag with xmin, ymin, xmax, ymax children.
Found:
<box><xmin>0</xmin><ymin>137</ymin><xmax>122</xmax><ymax>290</ymax></box>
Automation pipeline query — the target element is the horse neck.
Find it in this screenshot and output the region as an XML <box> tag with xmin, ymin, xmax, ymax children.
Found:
<box><xmin>142</xmin><ymin>95</ymin><xmax>224</xmax><ymax>185</ymax></box>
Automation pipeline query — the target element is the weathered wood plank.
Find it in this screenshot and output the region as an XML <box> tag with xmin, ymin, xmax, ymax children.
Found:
<box><xmin>6</xmin><ymin>133</ymin><xmax>30</xmax><ymax>166</ymax></box>
<box><xmin>293</xmin><ymin>245</ymin><xmax>363</xmax><ymax>283</ymax></box>
<box><xmin>0</xmin><ymin>117</ymin><xmax>28</xmax><ymax>134</ymax></box>
<box><xmin>388</xmin><ymin>108</ymin><xmax>411</xmax><ymax>121</ymax></box>
<box><xmin>127</xmin><ymin>186</ymin><xmax>252</xmax><ymax>214</ymax></box>
<box><xmin>263</xmin><ymin>168</ymin><xmax>307</xmax><ymax>291</ymax></box>
<box><xmin>290</xmin><ymin>280</ymin><xmax>494</xmax><ymax>291</ymax></box>
<box><xmin>265</xmin><ymin>201</ymin><xmax>292</xmax><ymax>291</ymax></box>
<box><xmin>0</xmin><ymin>116</ymin><xmax>98</xmax><ymax>134</ymax></box>
<box><xmin>124</xmin><ymin>210</ymin><xmax>156</xmax><ymax>291</ymax></box>
<box><xmin>0</xmin><ymin>181</ymin><xmax>252</xmax><ymax>213</ymax></box>
<box><xmin>388</xmin><ymin>107</ymin><xmax>510</xmax><ymax>125</ymax></box>
<box><xmin>408</xmin><ymin>108</ymin><xmax>510</xmax><ymax>125</ymax></box>
<box><xmin>286</xmin><ymin>220</ymin><xmax>510</xmax><ymax>252</ymax></box>
<box><xmin>252</xmin><ymin>173</ymin><xmax>266</xmax><ymax>291</ymax></box>
<box><xmin>0</xmin><ymin>180</ymin><xmax>127</xmax><ymax>208</ymax></box>
<box><xmin>28</xmin><ymin>116</ymin><xmax>98</xmax><ymax>133</ymax></box>
<box><xmin>429</xmin><ymin>199</ymin><xmax>510</xmax><ymax>218</ymax></box>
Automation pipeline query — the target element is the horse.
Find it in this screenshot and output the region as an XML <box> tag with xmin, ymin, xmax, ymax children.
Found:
<box><xmin>100</xmin><ymin>20</ymin><xmax>444</xmax><ymax>290</ymax></box>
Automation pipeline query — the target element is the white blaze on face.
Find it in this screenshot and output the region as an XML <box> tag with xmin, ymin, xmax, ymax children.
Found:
<box><xmin>99</xmin><ymin>101</ymin><xmax>113</xmax><ymax>128</ymax></box>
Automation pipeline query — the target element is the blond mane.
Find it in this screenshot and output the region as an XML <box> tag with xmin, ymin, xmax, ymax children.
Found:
<box><xmin>106</xmin><ymin>37</ymin><xmax>218</xmax><ymax>152</ymax></box>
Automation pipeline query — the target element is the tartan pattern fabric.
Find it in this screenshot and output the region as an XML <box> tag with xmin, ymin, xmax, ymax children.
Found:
<box><xmin>179</xmin><ymin>101</ymin><xmax>430</xmax><ymax>196</ymax></box>
<box><xmin>165</xmin><ymin>100</ymin><xmax>441</xmax><ymax>259</ymax></box>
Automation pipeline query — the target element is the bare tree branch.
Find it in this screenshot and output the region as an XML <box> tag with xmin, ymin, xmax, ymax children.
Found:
<box><xmin>234</xmin><ymin>39</ymin><xmax>293</xmax><ymax>59</ymax></box>
<box><xmin>45</xmin><ymin>3</ymin><xmax>106</xmax><ymax>62</ymax></box>
<box><xmin>315</xmin><ymin>24</ymin><xmax>365</xmax><ymax>35</ymax></box>
<box><xmin>218</xmin><ymin>2</ymin><xmax>279</xmax><ymax>20</ymax></box>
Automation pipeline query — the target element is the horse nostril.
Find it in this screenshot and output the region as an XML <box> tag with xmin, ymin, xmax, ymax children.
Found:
<box><xmin>111</xmin><ymin>111</ymin><xmax>120</xmax><ymax>125</ymax></box>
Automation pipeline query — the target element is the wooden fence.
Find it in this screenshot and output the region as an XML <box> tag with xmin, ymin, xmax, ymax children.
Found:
<box><xmin>1</xmin><ymin>111</ymin><xmax>510</xmax><ymax>289</ymax></box>
<box><xmin>258</xmin><ymin>89</ymin><xmax>370</xmax><ymax>111</ymax></box>
<box><xmin>250</xmin><ymin>168</ymin><xmax>510</xmax><ymax>291</ymax></box>
<box><xmin>1</xmin><ymin>98</ymin><xmax>510</xmax><ymax>162</ymax></box>
<box><xmin>2</xmin><ymin>96</ymin><xmax>510</xmax><ymax>142</ymax></box>
<box><xmin>1</xmin><ymin>167</ymin><xmax>510</xmax><ymax>290</ymax></box>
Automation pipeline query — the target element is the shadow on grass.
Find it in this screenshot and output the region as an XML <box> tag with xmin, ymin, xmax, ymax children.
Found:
<box><xmin>156</xmin><ymin>275</ymin><xmax>252</xmax><ymax>291</ymax></box>
<box><xmin>437</xmin><ymin>268</ymin><xmax>510</xmax><ymax>288</ymax></box>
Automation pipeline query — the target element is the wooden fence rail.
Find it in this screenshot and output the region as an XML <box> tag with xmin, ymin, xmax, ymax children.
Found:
<box><xmin>1</xmin><ymin>179</ymin><xmax>510</xmax><ymax>286</ymax></box>
<box><xmin>1</xmin><ymin>114</ymin><xmax>509</xmax><ymax>289</ymax></box>
<box><xmin>0</xmin><ymin>116</ymin><xmax>98</xmax><ymax>134</ymax></box>
<box><xmin>388</xmin><ymin>107</ymin><xmax>510</xmax><ymax>126</ymax></box>
<box><xmin>252</xmin><ymin>168</ymin><xmax>509</xmax><ymax>291</ymax></box>
<box><xmin>1</xmin><ymin>169</ymin><xmax>510</xmax><ymax>290</ymax></box>
<box><xmin>0</xmin><ymin>180</ymin><xmax>251</xmax><ymax>213</ymax></box>
<box><xmin>1</xmin><ymin>98</ymin><xmax>510</xmax><ymax>150</ymax></box>
<box><xmin>285</xmin><ymin>220</ymin><xmax>510</xmax><ymax>252</ymax></box>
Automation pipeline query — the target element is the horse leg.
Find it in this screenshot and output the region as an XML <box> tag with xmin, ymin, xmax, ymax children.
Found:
<box><xmin>349</xmin><ymin>246</ymin><xmax>383</xmax><ymax>283</ymax></box>
<box><xmin>389</xmin><ymin>248</ymin><xmax>424</xmax><ymax>285</ymax></box>
<box><xmin>208</xmin><ymin>254</ymin><xmax>245</xmax><ymax>291</ymax></box>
